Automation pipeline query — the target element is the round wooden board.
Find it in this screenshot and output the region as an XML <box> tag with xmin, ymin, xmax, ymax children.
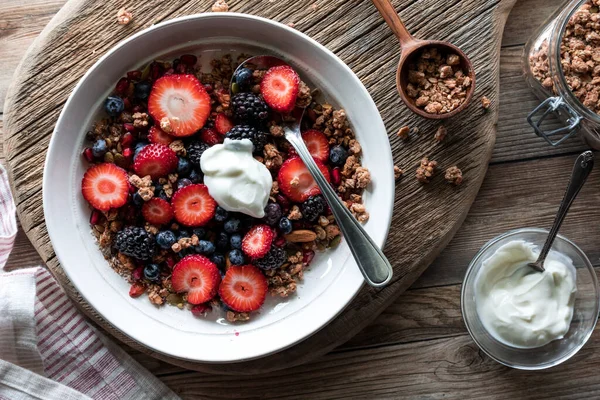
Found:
<box><xmin>2</xmin><ymin>0</ymin><xmax>515</xmax><ymax>374</ymax></box>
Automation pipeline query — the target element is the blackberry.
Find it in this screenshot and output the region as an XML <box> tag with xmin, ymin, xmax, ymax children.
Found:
<box><xmin>255</xmin><ymin>246</ymin><xmax>286</xmax><ymax>270</ymax></box>
<box><xmin>187</xmin><ymin>141</ymin><xmax>210</xmax><ymax>169</ymax></box>
<box><xmin>225</xmin><ymin>125</ymin><xmax>267</xmax><ymax>152</ymax></box>
<box><xmin>301</xmin><ymin>195</ymin><xmax>326</xmax><ymax>222</ymax></box>
<box><xmin>114</xmin><ymin>226</ymin><xmax>156</xmax><ymax>260</ymax></box>
<box><xmin>231</xmin><ymin>92</ymin><xmax>269</xmax><ymax>122</ymax></box>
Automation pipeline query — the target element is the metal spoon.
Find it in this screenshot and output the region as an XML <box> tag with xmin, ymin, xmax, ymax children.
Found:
<box><xmin>230</xmin><ymin>56</ymin><xmax>393</xmax><ymax>287</ymax></box>
<box><xmin>528</xmin><ymin>151</ymin><xmax>594</xmax><ymax>272</ymax></box>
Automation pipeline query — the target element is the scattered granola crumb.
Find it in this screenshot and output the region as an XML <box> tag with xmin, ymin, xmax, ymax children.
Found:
<box><xmin>129</xmin><ymin>174</ymin><xmax>152</xmax><ymax>188</ymax></box>
<box><xmin>211</xmin><ymin>0</ymin><xmax>229</xmax><ymax>12</ymax></box>
<box><xmin>416</xmin><ymin>157</ymin><xmax>438</xmax><ymax>183</ymax></box>
<box><xmin>132</xmin><ymin>112</ymin><xmax>149</xmax><ymax>129</ymax></box>
<box><xmin>353</xmin><ymin>166</ymin><xmax>371</xmax><ymax>188</ymax></box>
<box><xmin>117</xmin><ymin>8</ymin><xmax>132</xmax><ymax>25</ymax></box>
<box><xmin>397</xmin><ymin>126</ymin><xmax>410</xmax><ymax>140</ymax></box>
<box><xmin>226</xmin><ymin>311</ymin><xmax>250</xmax><ymax>322</ymax></box>
<box><xmin>434</xmin><ymin>125</ymin><xmax>447</xmax><ymax>142</ymax></box>
<box><xmin>138</xmin><ymin>187</ymin><xmax>154</xmax><ymax>201</ymax></box>
<box><xmin>287</xmin><ymin>22</ymin><xmax>296</xmax><ymax>28</ymax></box>
<box><xmin>290</xmin><ymin>176</ymin><xmax>300</xmax><ymax>187</ymax></box>
<box><xmin>481</xmin><ymin>96</ymin><xmax>491</xmax><ymax>110</ymax></box>
<box><xmin>269</xmin><ymin>124</ymin><xmax>284</xmax><ymax>137</ymax></box>
<box><xmin>288</xmin><ymin>251</ymin><xmax>303</xmax><ymax>264</ymax></box>
<box><xmin>445</xmin><ymin>166</ymin><xmax>463</xmax><ymax>185</ymax></box>
<box><xmin>394</xmin><ymin>165</ymin><xmax>403</xmax><ymax>180</ymax></box>
<box><xmin>318</xmin><ymin>215</ymin><xmax>330</xmax><ymax>227</ymax></box>
<box><xmin>160</xmin><ymin>117</ymin><xmax>173</xmax><ymax>133</ymax></box>
<box><xmin>144</xmin><ymin>222</ymin><xmax>159</xmax><ymax>235</ymax></box>
<box><xmin>263</xmin><ymin>143</ymin><xmax>283</xmax><ymax>170</ymax></box>
<box><xmin>288</xmin><ymin>205</ymin><xmax>302</xmax><ymax>220</ymax></box>
<box><xmin>169</xmin><ymin>140</ymin><xmax>186</xmax><ymax>157</ymax></box>
<box><xmin>325</xmin><ymin>224</ymin><xmax>341</xmax><ymax>240</ymax></box>
<box><xmin>348</xmin><ymin>139</ymin><xmax>361</xmax><ymax>155</ymax></box>
<box><xmin>296</xmin><ymin>81</ymin><xmax>312</xmax><ymax>108</ymax></box>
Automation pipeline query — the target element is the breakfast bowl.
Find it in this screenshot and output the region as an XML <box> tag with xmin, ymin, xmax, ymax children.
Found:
<box><xmin>461</xmin><ymin>228</ymin><xmax>599</xmax><ymax>370</ymax></box>
<box><xmin>42</xmin><ymin>13</ymin><xmax>394</xmax><ymax>363</ymax></box>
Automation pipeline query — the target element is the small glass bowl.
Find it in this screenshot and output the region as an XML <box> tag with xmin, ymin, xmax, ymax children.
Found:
<box><xmin>461</xmin><ymin>228</ymin><xmax>599</xmax><ymax>370</ymax></box>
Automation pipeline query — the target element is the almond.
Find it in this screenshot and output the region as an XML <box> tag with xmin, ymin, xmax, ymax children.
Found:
<box><xmin>284</xmin><ymin>230</ymin><xmax>317</xmax><ymax>243</ymax></box>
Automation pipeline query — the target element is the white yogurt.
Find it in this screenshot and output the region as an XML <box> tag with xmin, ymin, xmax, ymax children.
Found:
<box><xmin>200</xmin><ymin>139</ymin><xmax>272</xmax><ymax>218</ymax></box>
<box><xmin>474</xmin><ymin>240</ymin><xmax>577</xmax><ymax>348</ymax></box>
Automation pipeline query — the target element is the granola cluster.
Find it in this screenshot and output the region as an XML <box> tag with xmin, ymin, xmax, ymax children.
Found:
<box><xmin>530</xmin><ymin>0</ymin><xmax>600</xmax><ymax>113</ymax></box>
<box><xmin>406</xmin><ymin>47</ymin><xmax>471</xmax><ymax>114</ymax></box>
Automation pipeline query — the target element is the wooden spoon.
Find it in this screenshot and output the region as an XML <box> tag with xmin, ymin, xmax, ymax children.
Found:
<box><xmin>371</xmin><ymin>0</ymin><xmax>476</xmax><ymax>119</ymax></box>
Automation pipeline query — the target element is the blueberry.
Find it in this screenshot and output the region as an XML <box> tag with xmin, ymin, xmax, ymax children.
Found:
<box><xmin>134</xmin><ymin>81</ymin><xmax>152</xmax><ymax>100</ymax></box>
<box><xmin>91</xmin><ymin>139</ymin><xmax>108</xmax><ymax>158</ymax></box>
<box><xmin>132</xmin><ymin>192</ymin><xmax>144</xmax><ymax>207</ymax></box>
<box><xmin>234</xmin><ymin>67</ymin><xmax>253</xmax><ymax>91</ymax></box>
<box><xmin>177</xmin><ymin>178</ymin><xmax>192</xmax><ymax>191</ymax></box>
<box><xmin>195</xmin><ymin>240</ymin><xmax>215</xmax><ymax>255</ymax></box>
<box><xmin>329</xmin><ymin>145</ymin><xmax>349</xmax><ymax>166</ymax></box>
<box><xmin>156</xmin><ymin>191</ymin><xmax>168</xmax><ymax>201</ymax></box>
<box><xmin>105</xmin><ymin>96</ymin><xmax>124</xmax><ymax>117</ymax></box>
<box><xmin>228</xmin><ymin>249</ymin><xmax>245</xmax><ymax>265</ymax></box>
<box><xmin>216</xmin><ymin>232</ymin><xmax>229</xmax><ymax>251</ymax></box>
<box><xmin>264</xmin><ymin>203</ymin><xmax>282</xmax><ymax>226</ymax></box>
<box><xmin>177</xmin><ymin>158</ymin><xmax>191</xmax><ymax>177</ymax></box>
<box><xmin>188</xmin><ymin>169</ymin><xmax>203</xmax><ymax>184</ymax></box>
<box><xmin>154</xmin><ymin>184</ymin><xmax>163</xmax><ymax>196</ymax></box>
<box><xmin>224</xmin><ymin>218</ymin><xmax>241</xmax><ymax>233</ymax></box>
<box><xmin>156</xmin><ymin>230</ymin><xmax>176</xmax><ymax>249</ymax></box>
<box><xmin>192</xmin><ymin>228</ymin><xmax>206</xmax><ymax>239</ymax></box>
<box><xmin>278</xmin><ymin>217</ymin><xmax>292</xmax><ymax>234</ymax></box>
<box><xmin>214</xmin><ymin>206</ymin><xmax>229</xmax><ymax>222</ymax></box>
<box><xmin>230</xmin><ymin>234</ymin><xmax>242</xmax><ymax>249</ymax></box>
<box><xmin>144</xmin><ymin>263</ymin><xmax>161</xmax><ymax>281</ymax></box>
<box><xmin>177</xmin><ymin>230</ymin><xmax>190</xmax><ymax>240</ymax></box>
<box><xmin>134</xmin><ymin>141</ymin><xmax>148</xmax><ymax>160</ymax></box>
<box><xmin>210</xmin><ymin>253</ymin><xmax>226</xmax><ymax>269</ymax></box>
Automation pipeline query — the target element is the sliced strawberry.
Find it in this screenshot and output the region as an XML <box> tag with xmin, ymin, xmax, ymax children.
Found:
<box><xmin>219</xmin><ymin>265</ymin><xmax>268</xmax><ymax>312</ymax></box>
<box><xmin>214</xmin><ymin>113</ymin><xmax>234</xmax><ymax>135</ymax></box>
<box><xmin>199</xmin><ymin>127</ymin><xmax>223</xmax><ymax>145</ymax></box>
<box><xmin>81</xmin><ymin>163</ymin><xmax>129</xmax><ymax>211</ymax></box>
<box><xmin>277</xmin><ymin>157</ymin><xmax>330</xmax><ymax>203</ymax></box>
<box><xmin>142</xmin><ymin>197</ymin><xmax>174</xmax><ymax>225</ymax></box>
<box><xmin>171</xmin><ymin>184</ymin><xmax>217</xmax><ymax>227</ymax></box>
<box><xmin>147</xmin><ymin>74</ymin><xmax>211</xmax><ymax>137</ymax></box>
<box><xmin>260</xmin><ymin>65</ymin><xmax>300</xmax><ymax>113</ymax></box>
<box><xmin>133</xmin><ymin>143</ymin><xmax>178</xmax><ymax>179</ymax></box>
<box><xmin>172</xmin><ymin>255</ymin><xmax>221</xmax><ymax>305</ymax></box>
<box><xmin>148</xmin><ymin>126</ymin><xmax>174</xmax><ymax>145</ymax></box>
<box><xmin>242</xmin><ymin>225</ymin><xmax>274</xmax><ymax>259</ymax></box>
<box><xmin>301</xmin><ymin>129</ymin><xmax>329</xmax><ymax>161</ymax></box>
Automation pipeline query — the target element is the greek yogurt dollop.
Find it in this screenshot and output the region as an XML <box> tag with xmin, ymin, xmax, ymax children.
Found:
<box><xmin>474</xmin><ymin>240</ymin><xmax>577</xmax><ymax>348</ymax></box>
<box><xmin>200</xmin><ymin>139</ymin><xmax>272</xmax><ymax>218</ymax></box>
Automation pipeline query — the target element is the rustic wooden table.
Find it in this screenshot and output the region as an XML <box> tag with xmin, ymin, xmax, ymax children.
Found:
<box><xmin>2</xmin><ymin>0</ymin><xmax>600</xmax><ymax>398</ymax></box>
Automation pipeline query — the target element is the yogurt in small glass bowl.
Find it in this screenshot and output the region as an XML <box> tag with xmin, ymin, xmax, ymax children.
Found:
<box><xmin>461</xmin><ymin>228</ymin><xmax>599</xmax><ymax>370</ymax></box>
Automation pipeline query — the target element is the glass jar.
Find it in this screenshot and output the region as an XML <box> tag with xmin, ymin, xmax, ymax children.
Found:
<box><xmin>523</xmin><ymin>0</ymin><xmax>600</xmax><ymax>149</ymax></box>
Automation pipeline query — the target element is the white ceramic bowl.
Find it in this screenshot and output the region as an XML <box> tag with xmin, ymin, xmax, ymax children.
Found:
<box><xmin>43</xmin><ymin>13</ymin><xmax>394</xmax><ymax>363</ymax></box>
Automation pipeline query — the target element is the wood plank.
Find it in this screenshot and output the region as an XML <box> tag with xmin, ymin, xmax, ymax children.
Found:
<box><xmin>501</xmin><ymin>0</ymin><xmax>562</xmax><ymax>46</ymax></box>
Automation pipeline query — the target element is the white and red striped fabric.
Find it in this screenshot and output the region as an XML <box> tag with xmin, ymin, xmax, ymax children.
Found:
<box><xmin>0</xmin><ymin>164</ymin><xmax>180</xmax><ymax>400</ymax></box>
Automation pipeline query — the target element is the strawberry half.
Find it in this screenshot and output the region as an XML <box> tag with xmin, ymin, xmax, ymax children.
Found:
<box><xmin>142</xmin><ymin>197</ymin><xmax>174</xmax><ymax>225</ymax></box>
<box><xmin>260</xmin><ymin>65</ymin><xmax>300</xmax><ymax>113</ymax></box>
<box><xmin>301</xmin><ymin>129</ymin><xmax>329</xmax><ymax>161</ymax></box>
<box><xmin>242</xmin><ymin>225</ymin><xmax>274</xmax><ymax>259</ymax></box>
<box><xmin>81</xmin><ymin>163</ymin><xmax>129</xmax><ymax>211</ymax></box>
<box><xmin>214</xmin><ymin>113</ymin><xmax>234</xmax><ymax>135</ymax></box>
<box><xmin>218</xmin><ymin>265</ymin><xmax>268</xmax><ymax>312</ymax></box>
<box><xmin>171</xmin><ymin>184</ymin><xmax>217</xmax><ymax>227</ymax></box>
<box><xmin>172</xmin><ymin>255</ymin><xmax>221</xmax><ymax>305</ymax></box>
<box><xmin>199</xmin><ymin>127</ymin><xmax>223</xmax><ymax>145</ymax></box>
<box><xmin>277</xmin><ymin>157</ymin><xmax>330</xmax><ymax>203</ymax></box>
<box><xmin>148</xmin><ymin>126</ymin><xmax>174</xmax><ymax>145</ymax></box>
<box><xmin>147</xmin><ymin>74</ymin><xmax>211</xmax><ymax>137</ymax></box>
<box><xmin>133</xmin><ymin>143</ymin><xmax>178</xmax><ymax>179</ymax></box>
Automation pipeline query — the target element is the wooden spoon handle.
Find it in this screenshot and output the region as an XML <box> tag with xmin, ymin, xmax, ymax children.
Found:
<box><xmin>370</xmin><ymin>0</ymin><xmax>416</xmax><ymax>48</ymax></box>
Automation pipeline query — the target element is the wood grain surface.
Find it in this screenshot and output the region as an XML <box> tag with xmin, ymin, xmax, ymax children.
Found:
<box><xmin>3</xmin><ymin>0</ymin><xmax>600</xmax><ymax>398</ymax></box>
<box><xmin>2</xmin><ymin>0</ymin><xmax>513</xmax><ymax>374</ymax></box>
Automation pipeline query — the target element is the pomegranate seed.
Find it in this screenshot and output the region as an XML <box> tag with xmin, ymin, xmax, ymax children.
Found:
<box><xmin>132</xmin><ymin>266</ymin><xmax>144</xmax><ymax>281</ymax></box>
<box><xmin>82</xmin><ymin>148</ymin><xmax>94</xmax><ymax>162</ymax></box>
<box><xmin>128</xmin><ymin>182</ymin><xmax>136</xmax><ymax>193</ymax></box>
<box><xmin>115</xmin><ymin>77</ymin><xmax>130</xmax><ymax>94</ymax></box>
<box><xmin>89</xmin><ymin>210</ymin><xmax>103</xmax><ymax>225</ymax></box>
<box><xmin>121</xmin><ymin>132</ymin><xmax>134</xmax><ymax>148</ymax></box>
<box><xmin>150</xmin><ymin>62</ymin><xmax>163</xmax><ymax>80</ymax></box>
<box><xmin>203</xmin><ymin>84</ymin><xmax>213</xmax><ymax>93</ymax></box>
<box><xmin>191</xmin><ymin>303</ymin><xmax>212</xmax><ymax>317</ymax></box>
<box><xmin>276</xmin><ymin>194</ymin><xmax>290</xmax><ymax>210</ymax></box>
<box><xmin>164</xmin><ymin>68</ymin><xmax>175</xmax><ymax>76</ymax></box>
<box><xmin>123</xmin><ymin>123</ymin><xmax>135</xmax><ymax>132</ymax></box>
<box><xmin>176</xmin><ymin>63</ymin><xmax>188</xmax><ymax>74</ymax></box>
<box><xmin>302</xmin><ymin>250</ymin><xmax>315</xmax><ymax>265</ymax></box>
<box><xmin>307</xmin><ymin>108</ymin><xmax>318</xmax><ymax>122</ymax></box>
<box><xmin>123</xmin><ymin>148</ymin><xmax>133</xmax><ymax>159</ymax></box>
<box><xmin>180</xmin><ymin>54</ymin><xmax>198</xmax><ymax>66</ymax></box>
<box><xmin>332</xmin><ymin>167</ymin><xmax>341</xmax><ymax>186</ymax></box>
<box><xmin>166</xmin><ymin>257</ymin><xmax>176</xmax><ymax>269</ymax></box>
<box><xmin>129</xmin><ymin>282</ymin><xmax>146</xmax><ymax>297</ymax></box>
<box><xmin>123</xmin><ymin>97</ymin><xmax>132</xmax><ymax>111</ymax></box>
<box><xmin>274</xmin><ymin>237</ymin><xmax>286</xmax><ymax>247</ymax></box>
<box><xmin>127</xmin><ymin>70</ymin><xmax>142</xmax><ymax>80</ymax></box>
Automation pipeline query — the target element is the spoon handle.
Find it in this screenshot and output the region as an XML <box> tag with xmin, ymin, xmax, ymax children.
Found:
<box><xmin>285</xmin><ymin>130</ymin><xmax>393</xmax><ymax>287</ymax></box>
<box><xmin>538</xmin><ymin>151</ymin><xmax>594</xmax><ymax>264</ymax></box>
<box><xmin>370</xmin><ymin>0</ymin><xmax>416</xmax><ymax>48</ymax></box>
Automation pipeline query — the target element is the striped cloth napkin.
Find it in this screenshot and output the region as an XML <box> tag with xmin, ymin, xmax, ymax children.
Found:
<box><xmin>0</xmin><ymin>165</ymin><xmax>180</xmax><ymax>400</ymax></box>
